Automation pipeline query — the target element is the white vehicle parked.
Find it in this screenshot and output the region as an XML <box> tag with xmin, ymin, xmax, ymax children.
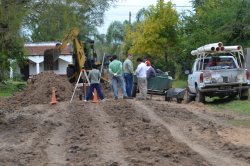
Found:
<box><xmin>187</xmin><ymin>42</ymin><xmax>250</xmax><ymax>103</ymax></box>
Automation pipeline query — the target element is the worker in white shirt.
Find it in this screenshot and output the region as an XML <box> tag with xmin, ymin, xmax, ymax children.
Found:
<box><xmin>135</xmin><ymin>58</ymin><xmax>148</xmax><ymax>100</ymax></box>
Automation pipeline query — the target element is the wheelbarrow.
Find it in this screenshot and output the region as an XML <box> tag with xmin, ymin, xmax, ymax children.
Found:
<box><xmin>132</xmin><ymin>73</ymin><xmax>173</xmax><ymax>98</ymax></box>
<box><xmin>165</xmin><ymin>88</ymin><xmax>186</xmax><ymax>103</ymax></box>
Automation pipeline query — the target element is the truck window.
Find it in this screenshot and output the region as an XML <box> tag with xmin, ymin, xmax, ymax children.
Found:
<box><xmin>205</xmin><ymin>57</ymin><xmax>236</xmax><ymax>70</ymax></box>
<box><xmin>196</xmin><ymin>59</ymin><xmax>207</xmax><ymax>71</ymax></box>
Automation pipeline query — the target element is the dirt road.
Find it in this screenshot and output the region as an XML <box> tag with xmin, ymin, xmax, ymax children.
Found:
<box><xmin>0</xmin><ymin>72</ymin><xmax>249</xmax><ymax>165</ymax></box>
<box><xmin>1</xmin><ymin>97</ymin><xmax>250</xmax><ymax>166</ymax></box>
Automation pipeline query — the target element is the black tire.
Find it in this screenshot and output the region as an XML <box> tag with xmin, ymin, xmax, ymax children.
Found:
<box><xmin>165</xmin><ymin>95</ymin><xmax>171</xmax><ymax>101</ymax></box>
<box><xmin>177</xmin><ymin>98</ymin><xmax>182</xmax><ymax>103</ymax></box>
<box><xmin>239</xmin><ymin>89</ymin><xmax>249</xmax><ymax>100</ymax></box>
<box><xmin>195</xmin><ymin>88</ymin><xmax>205</xmax><ymax>103</ymax></box>
<box><xmin>132</xmin><ymin>83</ymin><xmax>137</xmax><ymax>97</ymax></box>
<box><xmin>229</xmin><ymin>94</ymin><xmax>237</xmax><ymax>99</ymax></box>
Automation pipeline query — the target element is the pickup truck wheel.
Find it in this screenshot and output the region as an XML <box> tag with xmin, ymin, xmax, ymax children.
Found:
<box><xmin>229</xmin><ymin>94</ymin><xmax>237</xmax><ymax>99</ymax></box>
<box><xmin>239</xmin><ymin>89</ymin><xmax>249</xmax><ymax>100</ymax></box>
<box><xmin>165</xmin><ymin>95</ymin><xmax>171</xmax><ymax>101</ymax></box>
<box><xmin>195</xmin><ymin>90</ymin><xmax>205</xmax><ymax>103</ymax></box>
<box><xmin>177</xmin><ymin>98</ymin><xmax>182</xmax><ymax>103</ymax></box>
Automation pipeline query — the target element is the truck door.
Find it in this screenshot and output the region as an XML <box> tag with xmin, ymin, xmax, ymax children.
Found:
<box><xmin>188</xmin><ymin>60</ymin><xmax>198</xmax><ymax>93</ymax></box>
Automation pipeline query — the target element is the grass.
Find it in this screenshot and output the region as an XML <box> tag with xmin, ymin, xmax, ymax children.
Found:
<box><xmin>173</xmin><ymin>79</ymin><xmax>250</xmax><ymax>114</ymax></box>
<box><xmin>206</xmin><ymin>94</ymin><xmax>250</xmax><ymax>116</ymax></box>
<box><xmin>0</xmin><ymin>81</ymin><xmax>27</xmax><ymax>97</ymax></box>
<box><xmin>172</xmin><ymin>79</ymin><xmax>187</xmax><ymax>88</ymax></box>
<box><xmin>205</xmin><ymin>91</ymin><xmax>250</xmax><ymax>128</ymax></box>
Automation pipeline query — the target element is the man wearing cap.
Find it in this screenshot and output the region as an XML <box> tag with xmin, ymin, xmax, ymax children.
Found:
<box><xmin>146</xmin><ymin>60</ymin><xmax>156</xmax><ymax>79</ymax></box>
<box><xmin>123</xmin><ymin>54</ymin><xmax>134</xmax><ymax>97</ymax></box>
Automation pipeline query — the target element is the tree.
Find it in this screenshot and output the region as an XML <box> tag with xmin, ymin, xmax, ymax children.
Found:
<box><xmin>135</xmin><ymin>8</ymin><xmax>150</xmax><ymax>23</ymax></box>
<box><xmin>106</xmin><ymin>21</ymin><xmax>125</xmax><ymax>44</ymax></box>
<box><xmin>178</xmin><ymin>0</ymin><xmax>250</xmax><ymax>74</ymax></box>
<box><xmin>24</xmin><ymin>0</ymin><xmax>118</xmax><ymax>42</ymax></box>
<box><xmin>0</xmin><ymin>0</ymin><xmax>28</xmax><ymax>81</ymax></box>
<box><xmin>123</xmin><ymin>0</ymin><xmax>180</xmax><ymax>74</ymax></box>
<box><xmin>105</xmin><ymin>20</ymin><xmax>129</xmax><ymax>57</ymax></box>
<box><xmin>183</xmin><ymin>0</ymin><xmax>250</xmax><ymax>47</ymax></box>
<box><xmin>0</xmin><ymin>0</ymin><xmax>117</xmax><ymax>81</ymax></box>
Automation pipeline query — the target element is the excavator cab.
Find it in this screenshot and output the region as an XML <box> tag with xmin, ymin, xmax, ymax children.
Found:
<box><xmin>43</xmin><ymin>28</ymin><xmax>99</xmax><ymax>83</ymax></box>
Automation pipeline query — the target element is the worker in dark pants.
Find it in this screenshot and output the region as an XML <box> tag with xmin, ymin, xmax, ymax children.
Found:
<box><xmin>85</xmin><ymin>64</ymin><xmax>105</xmax><ymax>102</ymax></box>
<box><xmin>123</xmin><ymin>54</ymin><xmax>134</xmax><ymax>97</ymax></box>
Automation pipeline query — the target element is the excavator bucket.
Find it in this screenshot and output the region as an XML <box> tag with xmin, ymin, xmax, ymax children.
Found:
<box><xmin>44</xmin><ymin>46</ymin><xmax>60</xmax><ymax>70</ymax></box>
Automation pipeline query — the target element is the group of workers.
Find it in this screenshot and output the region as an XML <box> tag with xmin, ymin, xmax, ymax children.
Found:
<box><xmin>84</xmin><ymin>54</ymin><xmax>156</xmax><ymax>102</ymax></box>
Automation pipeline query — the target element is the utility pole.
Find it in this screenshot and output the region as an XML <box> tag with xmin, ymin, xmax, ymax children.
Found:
<box><xmin>129</xmin><ymin>11</ymin><xmax>131</xmax><ymax>24</ymax></box>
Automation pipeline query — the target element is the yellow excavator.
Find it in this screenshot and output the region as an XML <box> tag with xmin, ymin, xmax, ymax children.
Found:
<box><xmin>44</xmin><ymin>27</ymin><xmax>96</xmax><ymax>83</ymax></box>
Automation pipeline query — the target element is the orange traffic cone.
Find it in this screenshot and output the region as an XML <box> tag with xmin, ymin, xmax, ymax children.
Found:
<box><xmin>50</xmin><ymin>87</ymin><xmax>57</xmax><ymax>105</ymax></box>
<box><xmin>92</xmin><ymin>89</ymin><xmax>98</xmax><ymax>103</ymax></box>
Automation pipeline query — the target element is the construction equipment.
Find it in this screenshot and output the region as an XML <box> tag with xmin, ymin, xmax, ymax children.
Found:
<box><xmin>44</xmin><ymin>28</ymin><xmax>111</xmax><ymax>102</ymax></box>
<box><xmin>44</xmin><ymin>27</ymin><xmax>96</xmax><ymax>83</ymax></box>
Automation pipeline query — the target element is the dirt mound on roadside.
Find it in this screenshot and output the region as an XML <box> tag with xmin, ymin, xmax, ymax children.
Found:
<box><xmin>0</xmin><ymin>71</ymin><xmax>74</xmax><ymax>111</ymax></box>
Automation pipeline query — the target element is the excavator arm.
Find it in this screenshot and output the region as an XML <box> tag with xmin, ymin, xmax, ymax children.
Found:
<box><xmin>62</xmin><ymin>28</ymin><xmax>89</xmax><ymax>83</ymax></box>
<box><xmin>44</xmin><ymin>27</ymin><xmax>88</xmax><ymax>83</ymax></box>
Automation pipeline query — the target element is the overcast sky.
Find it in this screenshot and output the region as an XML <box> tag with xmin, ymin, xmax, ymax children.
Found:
<box><xmin>97</xmin><ymin>0</ymin><xmax>192</xmax><ymax>34</ymax></box>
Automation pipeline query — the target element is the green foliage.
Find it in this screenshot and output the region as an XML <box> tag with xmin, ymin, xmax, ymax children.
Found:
<box><xmin>135</xmin><ymin>8</ymin><xmax>150</xmax><ymax>22</ymax></box>
<box><xmin>182</xmin><ymin>0</ymin><xmax>250</xmax><ymax>48</ymax></box>
<box><xmin>172</xmin><ymin>79</ymin><xmax>187</xmax><ymax>88</ymax></box>
<box><xmin>0</xmin><ymin>0</ymin><xmax>116</xmax><ymax>81</ymax></box>
<box><xmin>122</xmin><ymin>0</ymin><xmax>180</xmax><ymax>74</ymax></box>
<box><xmin>95</xmin><ymin>20</ymin><xmax>129</xmax><ymax>57</ymax></box>
<box><xmin>0</xmin><ymin>81</ymin><xmax>26</xmax><ymax>97</ymax></box>
<box><xmin>173</xmin><ymin>0</ymin><xmax>250</xmax><ymax>76</ymax></box>
<box><xmin>0</xmin><ymin>0</ymin><xmax>28</xmax><ymax>81</ymax></box>
<box><xmin>102</xmin><ymin>0</ymin><xmax>250</xmax><ymax>78</ymax></box>
<box><xmin>106</xmin><ymin>21</ymin><xmax>125</xmax><ymax>44</ymax></box>
<box><xmin>24</xmin><ymin>0</ymin><xmax>118</xmax><ymax>42</ymax></box>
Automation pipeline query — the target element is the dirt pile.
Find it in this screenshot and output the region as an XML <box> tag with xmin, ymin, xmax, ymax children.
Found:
<box><xmin>0</xmin><ymin>71</ymin><xmax>73</xmax><ymax>111</ymax></box>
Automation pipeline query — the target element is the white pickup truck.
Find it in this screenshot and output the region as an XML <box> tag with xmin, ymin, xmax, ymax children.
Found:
<box><xmin>187</xmin><ymin>42</ymin><xmax>250</xmax><ymax>103</ymax></box>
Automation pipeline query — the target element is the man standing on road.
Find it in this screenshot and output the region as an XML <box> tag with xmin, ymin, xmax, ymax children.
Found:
<box><xmin>85</xmin><ymin>64</ymin><xmax>105</xmax><ymax>102</ymax></box>
<box><xmin>109</xmin><ymin>55</ymin><xmax>128</xmax><ymax>100</ymax></box>
<box><xmin>123</xmin><ymin>54</ymin><xmax>134</xmax><ymax>97</ymax></box>
<box><xmin>135</xmin><ymin>58</ymin><xmax>148</xmax><ymax>100</ymax></box>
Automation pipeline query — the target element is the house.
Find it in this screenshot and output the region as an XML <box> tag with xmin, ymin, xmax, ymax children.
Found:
<box><xmin>20</xmin><ymin>42</ymin><xmax>72</xmax><ymax>79</ymax></box>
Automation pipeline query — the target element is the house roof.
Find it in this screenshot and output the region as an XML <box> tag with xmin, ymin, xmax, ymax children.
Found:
<box><xmin>25</xmin><ymin>42</ymin><xmax>72</xmax><ymax>56</ymax></box>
